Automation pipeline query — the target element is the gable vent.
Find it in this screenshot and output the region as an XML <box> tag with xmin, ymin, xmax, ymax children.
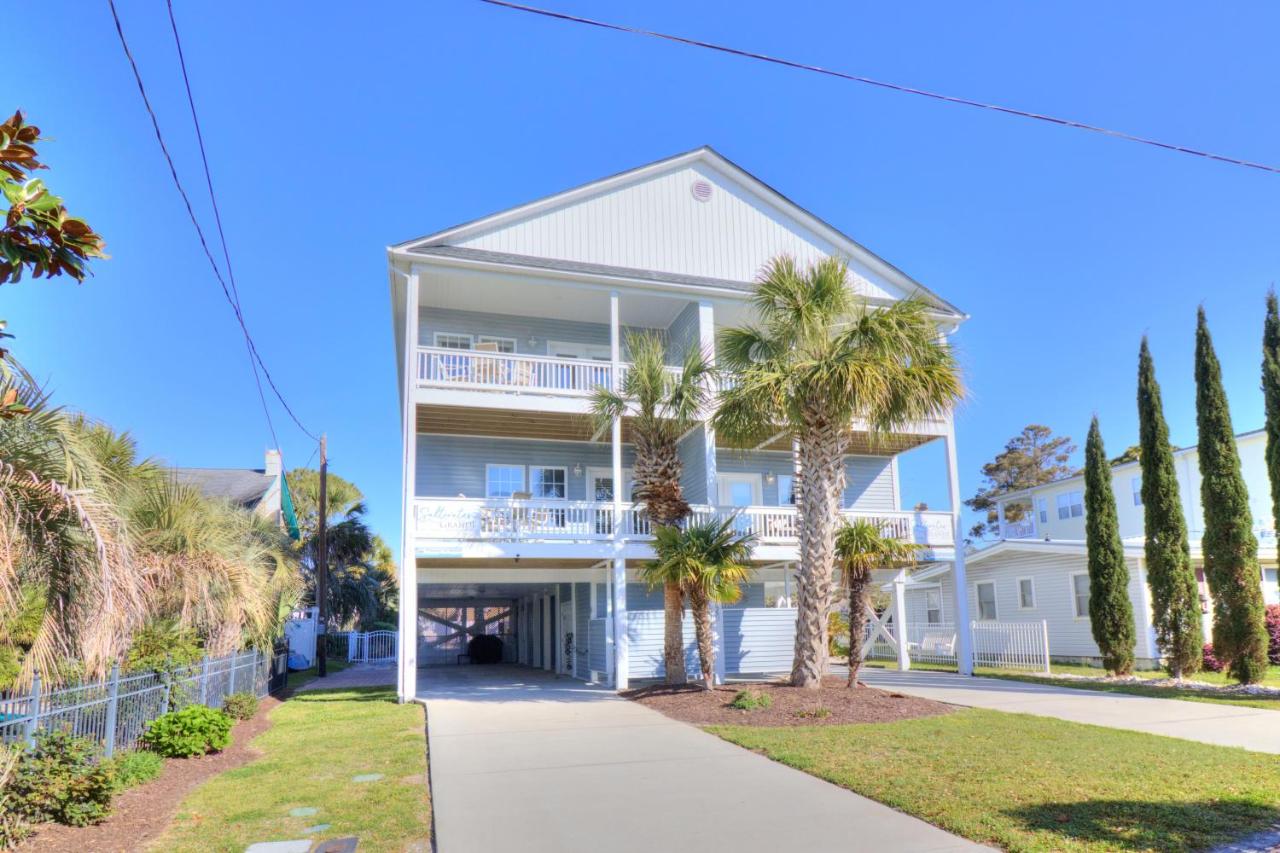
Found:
<box><xmin>691</xmin><ymin>179</ymin><xmax>713</xmax><ymax>202</ymax></box>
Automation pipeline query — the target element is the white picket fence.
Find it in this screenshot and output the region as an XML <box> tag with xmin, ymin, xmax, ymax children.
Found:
<box><xmin>865</xmin><ymin>619</ymin><xmax>1050</xmax><ymax>673</ymax></box>
<box><xmin>347</xmin><ymin>630</ymin><xmax>398</xmax><ymax>664</ymax></box>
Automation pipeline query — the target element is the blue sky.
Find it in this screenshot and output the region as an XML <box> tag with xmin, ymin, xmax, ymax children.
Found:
<box><xmin>8</xmin><ymin>1</ymin><xmax>1280</xmax><ymax>545</ymax></box>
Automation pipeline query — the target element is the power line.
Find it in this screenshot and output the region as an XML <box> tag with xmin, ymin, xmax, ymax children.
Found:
<box><xmin>477</xmin><ymin>0</ymin><xmax>1280</xmax><ymax>176</ymax></box>
<box><xmin>163</xmin><ymin>0</ymin><xmax>279</xmax><ymax>452</ymax></box>
<box><xmin>106</xmin><ymin>0</ymin><xmax>320</xmax><ymax>445</ymax></box>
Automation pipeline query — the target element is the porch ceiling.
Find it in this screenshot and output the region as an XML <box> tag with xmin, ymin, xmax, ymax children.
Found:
<box><xmin>723</xmin><ymin>430</ymin><xmax>940</xmax><ymax>455</ymax></box>
<box><xmin>417</xmin><ymin>404</ymin><xmax>638</xmax><ymax>442</ymax></box>
<box><xmin>421</xmin><ymin>269</ymin><xmax>690</xmax><ymax>328</ymax></box>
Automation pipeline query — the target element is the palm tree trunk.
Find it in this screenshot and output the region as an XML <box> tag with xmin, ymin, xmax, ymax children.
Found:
<box><xmin>689</xmin><ymin>587</ymin><xmax>715</xmax><ymax>690</ymax></box>
<box><xmin>846</xmin><ymin>575</ymin><xmax>868</xmax><ymax>687</ymax></box>
<box><xmin>662</xmin><ymin>581</ymin><xmax>687</xmax><ymax>684</ymax></box>
<box><xmin>791</xmin><ymin>416</ymin><xmax>847</xmax><ymax>688</ymax></box>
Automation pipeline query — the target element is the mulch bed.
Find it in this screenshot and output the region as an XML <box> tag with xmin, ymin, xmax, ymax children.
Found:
<box><xmin>16</xmin><ymin>696</ymin><xmax>282</xmax><ymax>853</ymax></box>
<box><xmin>623</xmin><ymin>676</ymin><xmax>953</xmax><ymax>726</ymax></box>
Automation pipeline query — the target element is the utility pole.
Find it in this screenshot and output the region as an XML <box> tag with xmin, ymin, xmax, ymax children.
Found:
<box><xmin>316</xmin><ymin>434</ymin><xmax>329</xmax><ymax>677</ymax></box>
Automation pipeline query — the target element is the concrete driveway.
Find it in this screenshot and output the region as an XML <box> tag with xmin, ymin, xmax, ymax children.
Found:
<box><xmin>858</xmin><ymin>668</ymin><xmax>1280</xmax><ymax>754</ymax></box>
<box><xmin>419</xmin><ymin>665</ymin><xmax>984</xmax><ymax>853</ymax></box>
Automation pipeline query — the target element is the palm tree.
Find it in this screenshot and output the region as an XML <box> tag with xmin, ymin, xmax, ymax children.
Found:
<box><xmin>647</xmin><ymin>517</ymin><xmax>755</xmax><ymax>689</ymax></box>
<box><xmin>835</xmin><ymin>519</ymin><xmax>922</xmax><ymax>685</ymax></box>
<box><xmin>590</xmin><ymin>331</ymin><xmax>715</xmax><ymax>684</ymax></box>
<box><xmin>714</xmin><ymin>256</ymin><xmax>962</xmax><ymax>688</ymax></box>
<box><xmin>0</xmin><ymin>361</ymin><xmax>140</xmax><ymax>683</ymax></box>
<box><xmin>126</xmin><ymin>476</ymin><xmax>301</xmax><ymax>656</ymax></box>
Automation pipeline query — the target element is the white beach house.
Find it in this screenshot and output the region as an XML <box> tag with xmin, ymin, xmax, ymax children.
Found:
<box><xmin>386</xmin><ymin>147</ymin><xmax>973</xmax><ymax>700</ymax></box>
<box><xmin>915</xmin><ymin>429</ymin><xmax>1278</xmax><ymax>669</ymax></box>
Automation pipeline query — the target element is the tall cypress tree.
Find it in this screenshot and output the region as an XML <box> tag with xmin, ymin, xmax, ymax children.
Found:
<box><xmin>1196</xmin><ymin>307</ymin><xmax>1269</xmax><ymax>683</ymax></box>
<box><xmin>1137</xmin><ymin>337</ymin><xmax>1202</xmax><ymax>677</ymax></box>
<box><xmin>1263</xmin><ymin>290</ymin><xmax>1280</xmax><ymax>540</ymax></box>
<box><xmin>1083</xmin><ymin>416</ymin><xmax>1136</xmax><ymax>675</ymax></box>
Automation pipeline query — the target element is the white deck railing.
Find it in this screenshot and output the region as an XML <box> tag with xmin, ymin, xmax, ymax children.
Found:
<box><xmin>863</xmin><ymin>619</ymin><xmax>1049</xmax><ymax>673</ymax></box>
<box><xmin>1000</xmin><ymin>517</ymin><xmax>1038</xmax><ymax>539</ymax></box>
<box><xmin>417</xmin><ymin>346</ymin><xmax>616</xmax><ymax>395</ymax></box>
<box><xmin>414</xmin><ymin>498</ymin><xmax>954</xmax><ymax>547</ymax></box>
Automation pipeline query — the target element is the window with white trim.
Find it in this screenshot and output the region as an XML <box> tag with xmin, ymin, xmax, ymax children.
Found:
<box><xmin>925</xmin><ymin>589</ymin><xmax>942</xmax><ymax>624</ymax></box>
<box><xmin>975</xmin><ymin>581</ymin><xmax>997</xmax><ymax>621</ymax></box>
<box><xmin>1018</xmin><ymin>577</ymin><xmax>1035</xmax><ymax>609</ymax></box>
<box><xmin>434</xmin><ymin>332</ymin><xmax>474</xmax><ymax>349</ymax></box>
<box><xmin>1037</xmin><ymin>497</ymin><xmax>1048</xmax><ymax>524</ymax></box>
<box><xmin>1131</xmin><ymin>476</ymin><xmax>1143</xmax><ymax>506</ymax></box>
<box><xmin>486</xmin><ymin>464</ymin><xmax>524</xmax><ymax>498</ymax></box>
<box><xmin>1071</xmin><ymin>573</ymin><xmax>1090</xmax><ymax>618</ymax></box>
<box><xmin>530</xmin><ymin>466</ymin><xmax>568</xmax><ymax>500</ymax></box>
<box><xmin>776</xmin><ymin>474</ymin><xmax>796</xmax><ymax>506</ymax></box>
<box><xmin>477</xmin><ymin>336</ymin><xmax>517</xmax><ymax>353</ymax></box>
<box><xmin>1056</xmin><ymin>491</ymin><xmax>1083</xmax><ymax>520</ymax></box>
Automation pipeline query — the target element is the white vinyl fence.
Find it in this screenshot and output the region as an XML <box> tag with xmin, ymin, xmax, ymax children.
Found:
<box><xmin>0</xmin><ymin>648</ymin><xmax>287</xmax><ymax>757</ymax></box>
<box><xmin>864</xmin><ymin>619</ymin><xmax>1050</xmax><ymax>674</ymax></box>
<box><xmin>347</xmin><ymin>630</ymin><xmax>398</xmax><ymax>664</ymax></box>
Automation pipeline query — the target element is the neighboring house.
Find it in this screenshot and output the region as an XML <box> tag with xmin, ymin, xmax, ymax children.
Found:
<box><xmin>172</xmin><ymin>448</ymin><xmax>298</xmax><ymax>536</ymax></box>
<box><xmin>914</xmin><ymin>429</ymin><xmax>1279</xmax><ymax>668</ymax></box>
<box><xmin>387</xmin><ymin>146</ymin><xmax>972</xmax><ymax>700</ymax></box>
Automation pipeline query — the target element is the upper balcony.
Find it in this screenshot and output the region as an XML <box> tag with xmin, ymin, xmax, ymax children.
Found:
<box><xmin>416</xmin><ymin>347</ymin><xmax>681</xmax><ymax>399</ymax></box>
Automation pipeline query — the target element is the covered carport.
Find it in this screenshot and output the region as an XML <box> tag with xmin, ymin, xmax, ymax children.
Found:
<box><xmin>416</xmin><ymin>559</ymin><xmax>611</xmax><ymax>684</ymax></box>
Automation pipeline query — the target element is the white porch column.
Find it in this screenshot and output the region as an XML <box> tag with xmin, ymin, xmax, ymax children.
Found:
<box><xmin>996</xmin><ymin>501</ymin><xmax>1007</xmax><ymax>537</ymax></box>
<box><xmin>604</xmin><ymin>564</ymin><xmax>615</xmax><ymax>685</ymax></box>
<box><xmin>396</xmin><ymin>270</ymin><xmax>420</xmax><ymax>702</ymax></box>
<box><xmin>698</xmin><ymin>300</ymin><xmax>718</xmax><ymax>503</ymax></box>
<box><xmin>892</xmin><ymin>569</ymin><xmax>911</xmax><ymax>672</ymax></box>
<box><xmin>712</xmin><ymin>602</ymin><xmax>727</xmax><ymax>684</ymax></box>
<box><xmin>609</xmin><ymin>289</ymin><xmax>630</xmax><ymax>690</ymax></box>
<box><xmin>943</xmin><ymin>417</ymin><xmax>974</xmax><ymax>675</ymax></box>
<box><xmin>612</xmin><ymin>555</ymin><xmax>628</xmax><ymax>690</ymax></box>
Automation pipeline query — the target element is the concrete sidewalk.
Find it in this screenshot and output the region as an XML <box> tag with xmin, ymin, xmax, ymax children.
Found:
<box><xmin>858</xmin><ymin>668</ymin><xmax>1280</xmax><ymax>754</ymax></box>
<box><xmin>420</xmin><ymin>665</ymin><xmax>985</xmax><ymax>853</ymax></box>
<box><xmin>296</xmin><ymin>663</ymin><xmax>395</xmax><ymax>691</ymax></box>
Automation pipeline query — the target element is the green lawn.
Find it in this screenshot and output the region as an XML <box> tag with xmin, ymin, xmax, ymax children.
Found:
<box><xmin>712</xmin><ymin>709</ymin><xmax>1280</xmax><ymax>852</ymax></box>
<box><xmin>155</xmin><ymin>686</ymin><xmax>430</xmax><ymax>852</ymax></box>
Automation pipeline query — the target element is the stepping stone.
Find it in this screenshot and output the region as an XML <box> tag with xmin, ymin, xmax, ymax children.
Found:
<box><xmin>313</xmin><ymin>838</ymin><xmax>359</xmax><ymax>853</ymax></box>
<box><xmin>351</xmin><ymin>773</ymin><xmax>383</xmax><ymax>783</ymax></box>
<box><xmin>303</xmin><ymin>824</ymin><xmax>331</xmax><ymax>834</ymax></box>
<box><xmin>245</xmin><ymin>842</ymin><xmax>311</xmax><ymax>853</ymax></box>
<box><xmin>288</xmin><ymin>807</ymin><xmax>319</xmax><ymax>817</ymax></box>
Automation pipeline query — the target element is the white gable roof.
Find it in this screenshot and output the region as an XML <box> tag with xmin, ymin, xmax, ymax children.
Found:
<box><xmin>396</xmin><ymin>147</ymin><xmax>963</xmax><ymax>317</ymax></box>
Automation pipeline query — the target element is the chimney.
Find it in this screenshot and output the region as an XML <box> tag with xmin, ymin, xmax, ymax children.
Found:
<box><xmin>264</xmin><ymin>448</ymin><xmax>283</xmax><ymax>476</ymax></box>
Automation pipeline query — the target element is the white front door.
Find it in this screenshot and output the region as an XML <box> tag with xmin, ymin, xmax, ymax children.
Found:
<box><xmin>718</xmin><ymin>473</ymin><xmax>762</xmax><ymax>507</ymax></box>
<box><xmin>559</xmin><ymin>600</ymin><xmax>575</xmax><ymax>676</ymax></box>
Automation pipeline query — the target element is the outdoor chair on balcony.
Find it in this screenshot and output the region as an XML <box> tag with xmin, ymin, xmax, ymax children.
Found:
<box><xmin>471</xmin><ymin>341</ymin><xmax>503</xmax><ymax>385</ymax></box>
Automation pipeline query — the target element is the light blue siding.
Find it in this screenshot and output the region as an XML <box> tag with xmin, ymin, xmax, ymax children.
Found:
<box><xmin>678</xmin><ymin>428</ymin><xmax>708</xmax><ymax>504</ymax></box>
<box><xmin>715</xmin><ymin>450</ymin><xmax>897</xmax><ymax>510</ymax></box>
<box><xmin>626</xmin><ymin>583</ymin><xmax>663</xmax><ymax>610</ymax></box>
<box><xmin>416</xmin><ymin>435</ymin><xmax>635</xmax><ymax>498</ymax></box>
<box><xmin>722</xmin><ymin>608</ymin><xmax>796</xmax><ymax>674</ymax></box>
<box><xmin>738</xmin><ymin>583</ymin><xmax>767</xmax><ymax>608</ymax></box>
<box><xmin>420</xmin><ymin>307</ymin><xmax>690</xmax><ymax>365</ymax></box>
<box><xmin>574</xmin><ymin>582</ymin><xmax>592</xmax><ymax>677</ymax></box>
<box><xmin>666</xmin><ymin>302</ymin><xmax>701</xmax><ymax>360</ymax></box>
<box><xmin>588</xmin><ymin>619</ymin><xmax>607</xmax><ymax>674</ymax></box>
<box><xmin>626</xmin><ymin>610</ymin><xmax>700</xmax><ymax>679</ymax></box>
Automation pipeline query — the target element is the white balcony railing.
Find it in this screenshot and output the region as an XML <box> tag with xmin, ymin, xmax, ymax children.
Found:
<box><xmin>414</xmin><ymin>498</ymin><xmax>955</xmax><ymax>548</ymax></box>
<box><xmin>417</xmin><ymin>347</ymin><xmax>615</xmax><ymax>396</ymax></box>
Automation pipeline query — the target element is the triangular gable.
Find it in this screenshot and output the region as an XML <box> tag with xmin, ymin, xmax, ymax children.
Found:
<box><xmin>398</xmin><ymin>147</ymin><xmax>962</xmax><ymax>317</ymax></box>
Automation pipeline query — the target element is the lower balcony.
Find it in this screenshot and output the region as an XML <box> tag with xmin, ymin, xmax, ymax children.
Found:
<box><xmin>413</xmin><ymin>497</ymin><xmax>955</xmax><ymax>548</ymax></box>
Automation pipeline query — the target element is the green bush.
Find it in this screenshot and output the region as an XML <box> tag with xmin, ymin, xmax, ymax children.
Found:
<box><xmin>142</xmin><ymin>705</ymin><xmax>232</xmax><ymax>758</ymax></box>
<box><xmin>794</xmin><ymin>706</ymin><xmax>832</xmax><ymax>719</ymax></box>
<box><xmin>104</xmin><ymin>750</ymin><xmax>164</xmax><ymax>791</ymax></box>
<box><xmin>728</xmin><ymin>689</ymin><xmax>773</xmax><ymax>711</ymax></box>
<box><xmin>125</xmin><ymin>619</ymin><xmax>203</xmax><ymax>675</ymax></box>
<box><xmin>368</xmin><ymin>620</ymin><xmax>397</xmax><ymax>632</ymax></box>
<box><xmin>222</xmin><ymin>691</ymin><xmax>258</xmax><ymax>721</ymax></box>
<box><xmin>1</xmin><ymin>746</ymin><xmax>30</xmax><ymax>849</ymax></box>
<box><xmin>7</xmin><ymin>731</ymin><xmax>115</xmax><ymax>827</ymax></box>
